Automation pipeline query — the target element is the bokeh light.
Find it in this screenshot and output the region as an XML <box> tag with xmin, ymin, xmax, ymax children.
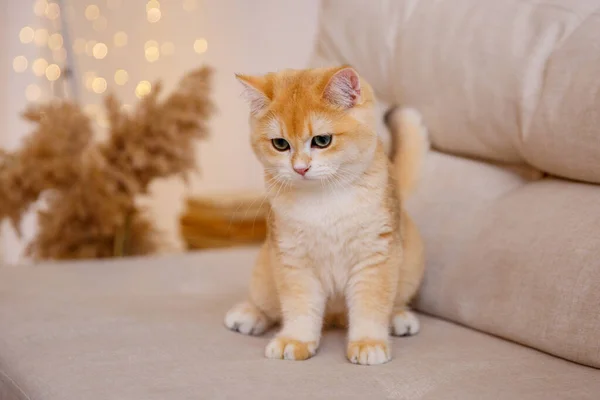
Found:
<box><xmin>32</xmin><ymin>58</ymin><xmax>49</xmax><ymax>76</ymax></box>
<box><xmin>114</xmin><ymin>69</ymin><xmax>129</xmax><ymax>85</ymax></box>
<box><xmin>193</xmin><ymin>38</ymin><xmax>208</xmax><ymax>54</ymax></box>
<box><xmin>85</xmin><ymin>5</ymin><xmax>100</xmax><ymax>21</ymax></box>
<box><xmin>45</xmin><ymin>2</ymin><xmax>60</xmax><ymax>20</ymax></box>
<box><xmin>135</xmin><ymin>81</ymin><xmax>152</xmax><ymax>98</ymax></box>
<box><xmin>45</xmin><ymin>64</ymin><xmax>61</xmax><ymax>81</ymax></box>
<box><xmin>13</xmin><ymin>56</ymin><xmax>28</xmax><ymax>73</ymax></box>
<box><xmin>92</xmin><ymin>77</ymin><xmax>108</xmax><ymax>94</ymax></box>
<box><xmin>19</xmin><ymin>27</ymin><xmax>35</xmax><ymax>44</ymax></box>
<box><xmin>114</xmin><ymin>31</ymin><xmax>128</xmax><ymax>47</ymax></box>
<box><xmin>48</xmin><ymin>33</ymin><xmax>63</xmax><ymax>50</ymax></box>
<box><xmin>92</xmin><ymin>42</ymin><xmax>108</xmax><ymax>59</ymax></box>
<box><xmin>147</xmin><ymin>8</ymin><xmax>161</xmax><ymax>23</ymax></box>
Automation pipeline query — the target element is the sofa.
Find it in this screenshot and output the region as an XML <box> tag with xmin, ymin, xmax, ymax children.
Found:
<box><xmin>1</xmin><ymin>0</ymin><xmax>599</xmax><ymax>399</ymax></box>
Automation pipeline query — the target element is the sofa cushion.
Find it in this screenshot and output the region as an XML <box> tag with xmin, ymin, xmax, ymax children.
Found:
<box><xmin>406</xmin><ymin>151</ymin><xmax>600</xmax><ymax>368</ymax></box>
<box><xmin>311</xmin><ymin>0</ymin><xmax>600</xmax><ymax>184</ymax></box>
<box><xmin>1</xmin><ymin>248</ymin><xmax>599</xmax><ymax>399</ymax></box>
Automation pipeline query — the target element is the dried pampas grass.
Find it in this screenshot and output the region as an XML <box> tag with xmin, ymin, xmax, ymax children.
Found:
<box><xmin>0</xmin><ymin>66</ymin><xmax>215</xmax><ymax>261</ymax></box>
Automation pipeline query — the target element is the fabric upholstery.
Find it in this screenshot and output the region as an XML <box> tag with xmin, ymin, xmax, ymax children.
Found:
<box><xmin>311</xmin><ymin>0</ymin><xmax>600</xmax><ymax>184</ymax></box>
<box><xmin>406</xmin><ymin>151</ymin><xmax>600</xmax><ymax>368</ymax></box>
<box><xmin>1</xmin><ymin>248</ymin><xmax>599</xmax><ymax>400</ymax></box>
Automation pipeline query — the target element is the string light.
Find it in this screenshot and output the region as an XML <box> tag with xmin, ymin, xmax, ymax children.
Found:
<box><xmin>147</xmin><ymin>8</ymin><xmax>161</xmax><ymax>23</ymax></box>
<box><xmin>114</xmin><ymin>69</ymin><xmax>129</xmax><ymax>85</ymax></box>
<box><xmin>114</xmin><ymin>31</ymin><xmax>128</xmax><ymax>47</ymax></box>
<box><xmin>45</xmin><ymin>2</ymin><xmax>60</xmax><ymax>20</ymax></box>
<box><xmin>193</xmin><ymin>38</ymin><xmax>208</xmax><ymax>54</ymax></box>
<box><xmin>13</xmin><ymin>56</ymin><xmax>28</xmax><ymax>73</ymax></box>
<box><xmin>92</xmin><ymin>77</ymin><xmax>108</xmax><ymax>94</ymax></box>
<box><xmin>33</xmin><ymin>0</ymin><xmax>48</xmax><ymax>17</ymax></box>
<box><xmin>145</xmin><ymin>46</ymin><xmax>160</xmax><ymax>62</ymax></box>
<box><xmin>45</xmin><ymin>64</ymin><xmax>61</xmax><ymax>81</ymax></box>
<box><xmin>25</xmin><ymin>84</ymin><xmax>41</xmax><ymax>101</ymax></box>
<box><xmin>85</xmin><ymin>5</ymin><xmax>100</xmax><ymax>21</ymax></box>
<box><xmin>32</xmin><ymin>58</ymin><xmax>49</xmax><ymax>76</ymax></box>
<box><xmin>161</xmin><ymin>41</ymin><xmax>174</xmax><ymax>56</ymax></box>
<box><xmin>92</xmin><ymin>42</ymin><xmax>108</xmax><ymax>59</ymax></box>
<box><xmin>34</xmin><ymin>29</ymin><xmax>49</xmax><ymax>47</ymax></box>
<box><xmin>48</xmin><ymin>33</ymin><xmax>63</xmax><ymax>50</ymax></box>
<box><xmin>19</xmin><ymin>27</ymin><xmax>35</xmax><ymax>44</ymax></box>
<box><xmin>73</xmin><ymin>38</ymin><xmax>86</xmax><ymax>54</ymax></box>
<box><xmin>135</xmin><ymin>81</ymin><xmax>152</xmax><ymax>98</ymax></box>
<box><xmin>146</xmin><ymin>0</ymin><xmax>160</xmax><ymax>12</ymax></box>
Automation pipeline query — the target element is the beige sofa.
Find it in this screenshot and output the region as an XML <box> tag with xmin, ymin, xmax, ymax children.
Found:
<box><xmin>1</xmin><ymin>0</ymin><xmax>599</xmax><ymax>398</ymax></box>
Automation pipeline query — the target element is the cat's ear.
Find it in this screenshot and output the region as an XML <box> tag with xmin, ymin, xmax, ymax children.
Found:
<box><xmin>236</xmin><ymin>74</ymin><xmax>270</xmax><ymax>116</ymax></box>
<box><xmin>323</xmin><ymin>66</ymin><xmax>361</xmax><ymax>109</ymax></box>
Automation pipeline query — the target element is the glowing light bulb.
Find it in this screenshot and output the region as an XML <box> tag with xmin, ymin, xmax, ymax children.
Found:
<box><xmin>32</xmin><ymin>58</ymin><xmax>49</xmax><ymax>76</ymax></box>
<box><xmin>146</xmin><ymin>0</ymin><xmax>160</xmax><ymax>11</ymax></box>
<box><xmin>114</xmin><ymin>31</ymin><xmax>128</xmax><ymax>47</ymax></box>
<box><xmin>147</xmin><ymin>8</ymin><xmax>161</xmax><ymax>23</ymax></box>
<box><xmin>48</xmin><ymin>33</ymin><xmax>63</xmax><ymax>50</ymax></box>
<box><xmin>145</xmin><ymin>46</ymin><xmax>159</xmax><ymax>62</ymax></box>
<box><xmin>45</xmin><ymin>64</ymin><xmax>61</xmax><ymax>81</ymax></box>
<box><xmin>114</xmin><ymin>69</ymin><xmax>129</xmax><ymax>85</ymax></box>
<box><xmin>193</xmin><ymin>38</ymin><xmax>208</xmax><ymax>54</ymax></box>
<box><xmin>33</xmin><ymin>0</ymin><xmax>48</xmax><ymax>17</ymax></box>
<box><xmin>45</xmin><ymin>2</ymin><xmax>60</xmax><ymax>20</ymax></box>
<box><xmin>85</xmin><ymin>5</ymin><xmax>100</xmax><ymax>20</ymax></box>
<box><xmin>19</xmin><ymin>27</ymin><xmax>35</xmax><ymax>44</ymax></box>
<box><xmin>92</xmin><ymin>42</ymin><xmax>108</xmax><ymax>59</ymax></box>
<box><xmin>92</xmin><ymin>77</ymin><xmax>107</xmax><ymax>94</ymax></box>
<box><xmin>135</xmin><ymin>81</ymin><xmax>152</xmax><ymax>98</ymax></box>
<box><xmin>13</xmin><ymin>56</ymin><xmax>28</xmax><ymax>73</ymax></box>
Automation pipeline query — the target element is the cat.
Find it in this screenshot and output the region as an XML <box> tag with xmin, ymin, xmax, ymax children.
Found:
<box><xmin>224</xmin><ymin>65</ymin><xmax>428</xmax><ymax>365</ymax></box>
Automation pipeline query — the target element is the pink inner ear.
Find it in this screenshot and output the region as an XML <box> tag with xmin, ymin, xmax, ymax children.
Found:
<box><xmin>324</xmin><ymin>68</ymin><xmax>361</xmax><ymax>109</ymax></box>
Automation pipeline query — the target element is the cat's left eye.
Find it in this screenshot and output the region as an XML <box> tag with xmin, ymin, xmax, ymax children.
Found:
<box><xmin>311</xmin><ymin>134</ymin><xmax>332</xmax><ymax>149</ymax></box>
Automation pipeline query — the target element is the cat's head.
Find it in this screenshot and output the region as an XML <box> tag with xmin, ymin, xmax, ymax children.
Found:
<box><xmin>236</xmin><ymin>66</ymin><xmax>378</xmax><ymax>189</ymax></box>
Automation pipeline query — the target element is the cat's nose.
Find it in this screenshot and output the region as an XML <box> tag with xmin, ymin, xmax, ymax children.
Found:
<box><xmin>293</xmin><ymin>165</ymin><xmax>310</xmax><ymax>176</ymax></box>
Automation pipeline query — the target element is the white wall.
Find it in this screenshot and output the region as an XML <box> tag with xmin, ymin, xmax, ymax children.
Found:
<box><xmin>0</xmin><ymin>0</ymin><xmax>321</xmax><ymax>262</ymax></box>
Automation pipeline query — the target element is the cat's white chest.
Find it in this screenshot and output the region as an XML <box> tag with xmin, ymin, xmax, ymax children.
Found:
<box><xmin>274</xmin><ymin>189</ymin><xmax>389</xmax><ymax>296</ymax></box>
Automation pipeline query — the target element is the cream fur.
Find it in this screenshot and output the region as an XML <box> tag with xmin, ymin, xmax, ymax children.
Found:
<box><xmin>227</xmin><ymin>67</ymin><xmax>428</xmax><ymax>365</ymax></box>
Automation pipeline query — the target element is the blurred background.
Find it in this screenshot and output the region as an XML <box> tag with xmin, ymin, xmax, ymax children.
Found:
<box><xmin>0</xmin><ymin>0</ymin><xmax>320</xmax><ymax>264</ymax></box>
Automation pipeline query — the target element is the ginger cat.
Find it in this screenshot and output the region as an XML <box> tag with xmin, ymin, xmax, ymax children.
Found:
<box><xmin>225</xmin><ymin>66</ymin><xmax>428</xmax><ymax>365</ymax></box>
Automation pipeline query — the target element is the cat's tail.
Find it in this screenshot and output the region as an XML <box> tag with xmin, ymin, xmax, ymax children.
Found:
<box><xmin>384</xmin><ymin>107</ymin><xmax>430</xmax><ymax>202</ymax></box>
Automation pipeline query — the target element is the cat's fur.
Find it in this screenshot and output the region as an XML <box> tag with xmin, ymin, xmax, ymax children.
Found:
<box><xmin>225</xmin><ymin>66</ymin><xmax>428</xmax><ymax>365</ymax></box>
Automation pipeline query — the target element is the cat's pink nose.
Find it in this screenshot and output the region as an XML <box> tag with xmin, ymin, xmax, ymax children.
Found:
<box><xmin>293</xmin><ymin>165</ymin><xmax>310</xmax><ymax>176</ymax></box>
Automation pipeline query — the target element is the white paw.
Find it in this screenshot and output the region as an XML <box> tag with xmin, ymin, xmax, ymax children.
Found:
<box><xmin>391</xmin><ymin>310</ymin><xmax>420</xmax><ymax>336</ymax></box>
<box><xmin>224</xmin><ymin>302</ymin><xmax>270</xmax><ymax>336</ymax></box>
<box><xmin>265</xmin><ymin>337</ymin><xmax>317</xmax><ymax>361</ymax></box>
<box><xmin>347</xmin><ymin>340</ymin><xmax>391</xmax><ymax>365</ymax></box>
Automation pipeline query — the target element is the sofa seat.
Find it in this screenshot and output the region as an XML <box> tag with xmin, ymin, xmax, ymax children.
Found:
<box><xmin>0</xmin><ymin>247</ymin><xmax>598</xmax><ymax>400</ymax></box>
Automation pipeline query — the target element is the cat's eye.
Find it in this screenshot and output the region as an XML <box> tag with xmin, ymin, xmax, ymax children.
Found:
<box><xmin>311</xmin><ymin>134</ymin><xmax>332</xmax><ymax>149</ymax></box>
<box><xmin>271</xmin><ymin>138</ymin><xmax>290</xmax><ymax>151</ymax></box>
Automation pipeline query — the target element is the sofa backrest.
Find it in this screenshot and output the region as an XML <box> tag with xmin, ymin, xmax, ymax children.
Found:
<box><xmin>311</xmin><ymin>0</ymin><xmax>600</xmax><ymax>368</ymax></box>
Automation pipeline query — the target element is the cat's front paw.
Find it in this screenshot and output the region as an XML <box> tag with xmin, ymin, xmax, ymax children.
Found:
<box><xmin>224</xmin><ymin>301</ymin><xmax>271</xmax><ymax>336</ymax></box>
<box><xmin>391</xmin><ymin>310</ymin><xmax>420</xmax><ymax>337</ymax></box>
<box><xmin>347</xmin><ymin>339</ymin><xmax>391</xmax><ymax>365</ymax></box>
<box><xmin>265</xmin><ymin>337</ymin><xmax>317</xmax><ymax>361</ymax></box>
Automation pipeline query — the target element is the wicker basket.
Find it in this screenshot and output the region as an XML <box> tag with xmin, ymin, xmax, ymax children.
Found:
<box><xmin>179</xmin><ymin>192</ymin><xmax>268</xmax><ymax>250</ymax></box>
